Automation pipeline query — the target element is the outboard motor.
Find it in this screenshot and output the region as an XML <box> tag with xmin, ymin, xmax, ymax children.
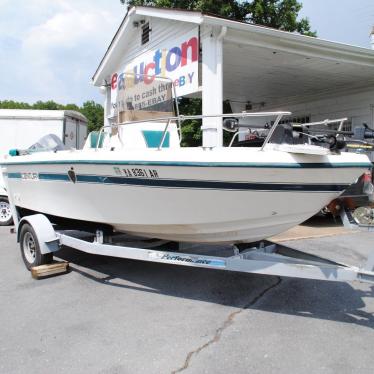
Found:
<box><xmin>9</xmin><ymin>134</ymin><xmax>66</xmax><ymax>156</ymax></box>
<box><xmin>353</xmin><ymin>124</ymin><xmax>374</xmax><ymax>140</ymax></box>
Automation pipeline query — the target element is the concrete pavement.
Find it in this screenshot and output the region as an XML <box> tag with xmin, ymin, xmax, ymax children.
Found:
<box><xmin>0</xmin><ymin>224</ymin><xmax>373</xmax><ymax>374</ymax></box>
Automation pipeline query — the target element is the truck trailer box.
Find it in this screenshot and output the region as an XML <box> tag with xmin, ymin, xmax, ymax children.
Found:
<box><xmin>0</xmin><ymin>109</ymin><xmax>88</xmax><ymax>225</ymax></box>
<box><xmin>0</xmin><ymin>109</ymin><xmax>88</xmax><ymax>157</ymax></box>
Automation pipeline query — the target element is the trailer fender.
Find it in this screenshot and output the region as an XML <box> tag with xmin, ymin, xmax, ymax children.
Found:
<box><xmin>17</xmin><ymin>214</ymin><xmax>59</xmax><ymax>254</ymax></box>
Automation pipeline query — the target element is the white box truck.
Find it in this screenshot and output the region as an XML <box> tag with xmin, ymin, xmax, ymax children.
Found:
<box><xmin>0</xmin><ymin>109</ymin><xmax>88</xmax><ymax>225</ymax></box>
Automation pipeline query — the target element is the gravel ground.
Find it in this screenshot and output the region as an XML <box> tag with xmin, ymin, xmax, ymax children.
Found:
<box><xmin>0</xmin><ymin>224</ymin><xmax>373</xmax><ymax>374</ymax></box>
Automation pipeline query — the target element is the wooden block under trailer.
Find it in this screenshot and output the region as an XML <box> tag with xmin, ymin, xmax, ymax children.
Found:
<box><xmin>31</xmin><ymin>261</ymin><xmax>69</xmax><ymax>279</ymax></box>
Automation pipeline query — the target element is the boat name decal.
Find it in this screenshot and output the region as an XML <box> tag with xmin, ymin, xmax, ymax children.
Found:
<box><xmin>21</xmin><ymin>172</ymin><xmax>39</xmax><ymax>181</ymax></box>
<box><xmin>159</xmin><ymin>254</ymin><xmax>225</xmax><ymax>267</ymax></box>
<box><xmin>113</xmin><ymin>167</ymin><xmax>159</xmax><ymax>178</ymax></box>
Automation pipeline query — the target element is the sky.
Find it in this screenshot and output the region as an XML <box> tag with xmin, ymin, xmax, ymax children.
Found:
<box><xmin>1</xmin><ymin>0</ymin><xmax>374</xmax><ymax>106</ymax></box>
<box><xmin>300</xmin><ymin>0</ymin><xmax>374</xmax><ymax>47</ymax></box>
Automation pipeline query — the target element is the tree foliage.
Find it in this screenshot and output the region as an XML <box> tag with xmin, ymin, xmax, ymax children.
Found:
<box><xmin>122</xmin><ymin>0</ymin><xmax>316</xmax><ymax>36</ymax></box>
<box><xmin>247</xmin><ymin>0</ymin><xmax>316</xmax><ymax>36</ymax></box>
<box><xmin>80</xmin><ymin>101</ymin><xmax>104</xmax><ymax>132</ymax></box>
<box><xmin>177</xmin><ymin>98</ymin><xmax>202</xmax><ymax>147</ymax></box>
<box><xmin>177</xmin><ymin>98</ymin><xmax>233</xmax><ymax>146</ymax></box>
<box><xmin>0</xmin><ymin>100</ymin><xmax>104</xmax><ymax>132</ymax></box>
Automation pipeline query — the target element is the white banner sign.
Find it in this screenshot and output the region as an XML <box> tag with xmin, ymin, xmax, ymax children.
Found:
<box><xmin>110</xmin><ymin>27</ymin><xmax>199</xmax><ymax>112</ymax></box>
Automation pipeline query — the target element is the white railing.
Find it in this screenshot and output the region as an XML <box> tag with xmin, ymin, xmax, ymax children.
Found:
<box><xmin>105</xmin><ymin>73</ymin><xmax>350</xmax><ymax>151</ymax></box>
<box><xmin>294</xmin><ymin>118</ymin><xmax>348</xmax><ymax>130</ymax></box>
<box><xmin>96</xmin><ymin>111</ymin><xmax>291</xmax><ymax>150</ymax></box>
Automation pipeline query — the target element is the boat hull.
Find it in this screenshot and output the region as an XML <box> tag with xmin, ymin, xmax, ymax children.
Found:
<box><xmin>1</xmin><ymin>148</ymin><xmax>371</xmax><ymax>243</ymax></box>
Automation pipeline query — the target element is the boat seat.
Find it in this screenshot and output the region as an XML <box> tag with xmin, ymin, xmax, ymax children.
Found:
<box><xmin>84</xmin><ymin>131</ymin><xmax>108</xmax><ymax>149</ymax></box>
<box><xmin>142</xmin><ymin>130</ymin><xmax>170</xmax><ymax>148</ymax></box>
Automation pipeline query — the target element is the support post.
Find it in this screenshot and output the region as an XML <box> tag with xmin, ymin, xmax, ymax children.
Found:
<box><xmin>103</xmin><ymin>84</ymin><xmax>111</xmax><ymax>132</ymax></box>
<box><xmin>201</xmin><ymin>26</ymin><xmax>224</xmax><ymax>147</ymax></box>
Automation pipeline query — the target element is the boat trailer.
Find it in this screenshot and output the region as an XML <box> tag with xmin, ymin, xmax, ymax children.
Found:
<box><xmin>13</xmin><ymin>213</ymin><xmax>374</xmax><ymax>284</ymax></box>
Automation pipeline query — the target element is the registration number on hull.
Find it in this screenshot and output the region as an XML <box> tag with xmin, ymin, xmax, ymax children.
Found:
<box><xmin>113</xmin><ymin>167</ymin><xmax>159</xmax><ymax>178</ymax></box>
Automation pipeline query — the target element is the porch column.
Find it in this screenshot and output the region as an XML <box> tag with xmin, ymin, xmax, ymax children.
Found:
<box><xmin>201</xmin><ymin>26</ymin><xmax>225</xmax><ymax>147</ymax></box>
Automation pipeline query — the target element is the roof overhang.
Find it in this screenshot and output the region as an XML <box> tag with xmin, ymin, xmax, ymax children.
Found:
<box><xmin>204</xmin><ymin>15</ymin><xmax>374</xmax><ymax>66</ymax></box>
<box><xmin>221</xmin><ymin>26</ymin><xmax>374</xmax><ymax>107</ymax></box>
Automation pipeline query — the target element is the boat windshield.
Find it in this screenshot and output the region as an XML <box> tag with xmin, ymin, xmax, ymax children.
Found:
<box><xmin>28</xmin><ymin>134</ymin><xmax>66</xmax><ymax>153</ymax></box>
<box><xmin>112</xmin><ymin>73</ymin><xmax>175</xmax><ymax>124</ymax></box>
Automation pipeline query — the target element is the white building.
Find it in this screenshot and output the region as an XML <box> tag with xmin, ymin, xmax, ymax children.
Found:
<box><xmin>92</xmin><ymin>6</ymin><xmax>374</xmax><ymax>148</ymax></box>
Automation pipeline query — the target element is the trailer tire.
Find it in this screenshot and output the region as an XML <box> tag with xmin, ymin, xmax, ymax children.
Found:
<box><xmin>20</xmin><ymin>223</ymin><xmax>53</xmax><ymax>270</ymax></box>
<box><xmin>0</xmin><ymin>196</ymin><xmax>13</xmax><ymax>226</ymax></box>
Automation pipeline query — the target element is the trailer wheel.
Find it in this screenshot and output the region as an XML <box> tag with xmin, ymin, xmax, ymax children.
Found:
<box><xmin>20</xmin><ymin>223</ymin><xmax>53</xmax><ymax>270</ymax></box>
<box><xmin>0</xmin><ymin>197</ymin><xmax>13</xmax><ymax>226</ymax></box>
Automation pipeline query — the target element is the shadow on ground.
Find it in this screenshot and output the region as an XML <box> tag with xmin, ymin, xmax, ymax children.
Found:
<box><xmin>56</xmin><ymin>245</ymin><xmax>374</xmax><ymax>330</ymax></box>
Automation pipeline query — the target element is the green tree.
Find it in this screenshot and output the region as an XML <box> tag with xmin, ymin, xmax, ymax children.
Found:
<box><xmin>123</xmin><ymin>0</ymin><xmax>250</xmax><ymax>20</ymax></box>
<box><xmin>178</xmin><ymin>98</ymin><xmax>202</xmax><ymax>147</ymax></box>
<box><xmin>247</xmin><ymin>0</ymin><xmax>316</xmax><ymax>36</ymax></box>
<box><xmin>64</xmin><ymin>103</ymin><xmax>81</xmax><ymax>111</ymax></box>
<box><xmin>121</xmin><ymin>0</ymin><xmax>315</xmax><ymax>36</ymax></box>
<box><xmin>177</xmin><ymin>98</ymin><xmax>233</xmax><ymax>147</ymax></box>
<box><xmin>33</xmin><ymin>100</ymin><xmax>64</xmax><ymax>110</ymax></box>
<box><xmin>80</xmin><ymin>101</ymin><xmax>104</xmax><ymax>132</ymax></box>
<box><xmin>0</xmin><ymin>100</ymin><xmax>32</xmax><ymax>109</ymax></box>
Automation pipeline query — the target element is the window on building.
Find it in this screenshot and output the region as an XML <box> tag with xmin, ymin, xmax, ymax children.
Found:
<box><xmin>141</xmin><ymin>22</ymin><xmax>151</xmax><ymax>45</ymax></box>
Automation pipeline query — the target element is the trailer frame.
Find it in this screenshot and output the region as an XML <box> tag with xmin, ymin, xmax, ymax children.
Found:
<box><xmin>14</xmin><ymin>213</ymin><xmax>374</xmax><ymax>284</ymax></box>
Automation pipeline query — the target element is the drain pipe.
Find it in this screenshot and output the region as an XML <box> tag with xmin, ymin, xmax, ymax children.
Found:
<box><xmin>217</xmin><ymin>26</ymin><xmax>227</xmax><ymax>41</ymax></box>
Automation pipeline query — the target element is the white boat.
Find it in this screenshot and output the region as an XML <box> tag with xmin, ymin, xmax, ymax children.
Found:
<box><xmin>0</xmin><ymin>77</ymin><xmax>372</xmax><ymax>244</ymax></box>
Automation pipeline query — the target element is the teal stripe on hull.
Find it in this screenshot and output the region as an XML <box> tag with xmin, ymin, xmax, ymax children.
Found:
<box><xmin>7</xmin><ymin>172</ymin><xmax>22</xmax><ymax>178</ymax></box>
<box><xmin>0</xmin><ymin>160</ymin><xmax>372</xmax><ymax>168</ymax></box>
<box><xmin>39</xmin><ymin>174</ymin><xmax>70</xmax><ymax>181</ymax></box>
<box><xmin>7</xmin><ymin>172</ymin><xmax>350</xmax><ymax>192</ymax></box>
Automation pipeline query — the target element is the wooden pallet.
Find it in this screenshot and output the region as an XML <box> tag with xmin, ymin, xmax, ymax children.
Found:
<box><xmin>31</xmin><ymin>261</ymin><xmax>69</xmax><ymax>279</ymax></box>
